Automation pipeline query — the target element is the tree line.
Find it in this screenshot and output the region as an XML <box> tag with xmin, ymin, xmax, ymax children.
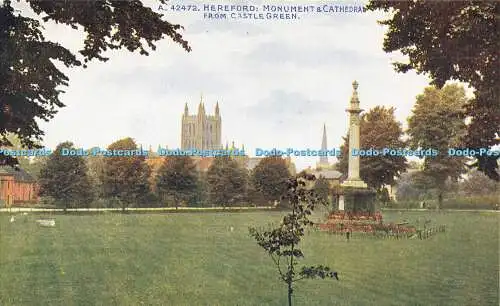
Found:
<box><xmin>35</xmin><ymin>137</ymin><xmax>303</xmax><ymax>210</ymax></box>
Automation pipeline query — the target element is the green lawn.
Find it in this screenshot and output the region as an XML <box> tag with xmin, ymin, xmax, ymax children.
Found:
<box><xmin>0</xmin><ymin>211</ymin><xmax>498</xmax><ymax>306</ymax></box>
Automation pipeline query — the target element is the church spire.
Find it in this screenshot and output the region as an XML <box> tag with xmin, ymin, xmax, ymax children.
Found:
<box><xmin>184</xmin><ymin>102</ymin><xmax>189</xmax><ymax>116</ymax></box>
<box><xmin>319</xmin><ymin>123</ymin><xmax>328</xmax><ymax>165</ymax></box>
<box><xmin>215</xmin><ymin>101</ymin><xmax>220</xmax><ymax>117</ymax></box>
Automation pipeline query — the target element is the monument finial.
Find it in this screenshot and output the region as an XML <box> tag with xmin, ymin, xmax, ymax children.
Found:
<box><xmin>350</xmin><ymin>80</ymin><xmax>359</xmax><ymax>106</ymax></box>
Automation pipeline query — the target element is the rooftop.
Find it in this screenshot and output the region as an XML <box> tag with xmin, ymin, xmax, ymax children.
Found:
<box><xmin>0</xmin><ymin>166</ymin><xmax>36</xmax><ymax>182</ymax></box>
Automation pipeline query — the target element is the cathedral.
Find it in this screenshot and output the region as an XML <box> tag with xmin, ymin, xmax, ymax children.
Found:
<box><xmin>181</xmin><ymin>97</ymin><xmax>222</xmax><ymax>150</ymax></box>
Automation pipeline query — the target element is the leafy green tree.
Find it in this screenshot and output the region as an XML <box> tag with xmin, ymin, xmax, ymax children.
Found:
<box><xmin>376</xmin><ymin>187</ymin><xmax>390</xmax><ymax>206</ymax></box>
<box><xmin>206</xmin><ymin>156</ymin><xmax>247</xmax><ymax>207</ymax></box>
<box><xmin>86</xmin><ymin>150</ymin><xmax>105</xmax><ymax>198</ymax></box>
<box><xmin>407</xmin><ymin>85</ymin><xmax>468</xmax><ymax>204</ymax></box>
<box><xmin>366</xmin><ymin>1</ymin><xmax>499</xmax><ymax>180</ymax></box>
<box><xmin>247</xmin><ymin>174</ymin><xmax>269</xmax><ymax>207</ymax></box>
<box><xmin>249</xmin><ymin>173</ymin><xmax>339</xmax><ymax>306</ymax></box>
<box><xmin>0</xmin><ymin>0</ymin><xmax>190</xmax><ymax>167</ymax></box>
<box><xmin>38</xmin><ymin>142</ymin><xmax>94</xmax><ymax>209</ymax></box>
<box><xmin>460</xmin><ymin>169</ymin><xmax>499</xmax><ymax>196</ymax></box>
<box><xmin>251</xmin><ymin>157</ymin><xmax>291</xmax><ymax>203</ymax></box>
<box><xmin>338</xmin><ymin>106</ymin><xmax>407</xmax><ymax>190</ymax></box>
<box><xmin>101</xmin><ymin>138</ymin><xmax>151</xmax><ymax>210</ymax></box>
<box><xmin>395</xmin><ymin>171</ymin><xmax>436</xmax><ymax>202</ymax></box>
<box><xmin>155</xmin><ymin>156</ymin><xmax>199</xmax><ymax>209</ymax></box>
<box><xmin>313</xmin><ymin>176</ymin><xmax>330</xmax><ymax>203</ymax></box>
<box><xmin>395</xmin><ymin>173</ymin><xmax>419</xmax><ymax>201</ymax></box>
<box><xmin>3</xmin><ymin>133</ymin><xmax>31</xmax><ymax>169</ymax></box>
<box><xmin>190</xmin><ymin>172</ymin><xmax>208</xmax><ymax>207</ymax></box>
<box><xmin>22</xmin><ymin>156</ymin><xmax>48</xmax><ymax>180</ymax></box>
<box><xmin>2</xmin><ymin>133</ymin><xmax>47</xmax><ymax>178</ymax></box>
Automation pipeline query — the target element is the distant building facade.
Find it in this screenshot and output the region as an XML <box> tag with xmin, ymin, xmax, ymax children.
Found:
<box><xmin>0</xmin><ymin>166</ymin><xmax>38</xmax><ymax>207</ymax></box>
<box><xmin>181</xmin><ymin>97</ymin><xmax>222</xmax><ymax>151</ymax></box>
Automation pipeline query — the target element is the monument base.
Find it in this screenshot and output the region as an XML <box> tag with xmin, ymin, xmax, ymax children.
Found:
<box><xmin>339</xmin><ymin>186</ymin><xmax>376</xmax><ymax>214</ymax></box>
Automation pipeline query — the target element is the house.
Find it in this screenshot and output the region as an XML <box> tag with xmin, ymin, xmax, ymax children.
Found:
<box><xmin>0</xmin><ymin>166</ymin><xmax>38</xmax><ymax>207</ymax></box>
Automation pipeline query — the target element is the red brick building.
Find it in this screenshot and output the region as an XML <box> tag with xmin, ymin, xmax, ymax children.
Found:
<box><xmin>0</xmin><ymin>166</ymin><xmax>38</xmax><ymax>207</ymax></box>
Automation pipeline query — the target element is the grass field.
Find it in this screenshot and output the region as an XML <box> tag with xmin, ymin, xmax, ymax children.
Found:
<box><xmin>0</xmin><ymin>211</ymin><xmax>498</xmax><ymax>306</ymax></box>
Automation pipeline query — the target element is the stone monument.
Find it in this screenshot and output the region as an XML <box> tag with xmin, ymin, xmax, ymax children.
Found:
<box><xmin>338</xmin><ymin>81</ymin><xmax>375</xmax><ymax>213</ymax></box>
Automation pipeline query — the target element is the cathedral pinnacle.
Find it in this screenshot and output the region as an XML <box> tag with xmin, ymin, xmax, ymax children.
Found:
<box><xmin>197</xmin><ymin>100</ymin><xmax>205</xmax><ymax>115</ymax></box>
<box><xmin>184</xmin><ymin>102</ymin><xmax>189</xmax><ymax>116</ymax></box>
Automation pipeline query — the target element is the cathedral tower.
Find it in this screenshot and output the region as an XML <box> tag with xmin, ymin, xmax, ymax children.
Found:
<box><xmin>181</xmin><ymin>95</ymin><xmax>222</xmax><ymax>150</ymax></box>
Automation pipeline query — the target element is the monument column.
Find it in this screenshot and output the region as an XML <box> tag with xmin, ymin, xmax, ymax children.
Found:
<box><xmin>342</xmin><ymin>80</ymin><xmax>367</xmax><ymax>188</ymax></box>
<box><xmin>338</xmin><ymin>81</ymin><xmax>373</xmax><ymax>212</ymax></box>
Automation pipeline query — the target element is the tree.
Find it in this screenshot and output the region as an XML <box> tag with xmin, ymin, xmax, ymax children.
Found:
<box><xmin>407</xmin><ymin>85</ymin><xmax>468</xmax><ymax>204</ymax></box>
<box><xmin>0</xmin><ymin>0</ymin><xmax>191</xmax><ymax>167</ymax></box>
<box><xmin>251</xmin><ymin>157</ymin><xmax>291</xmax><ymax>203</ymax></box>
<box><xmin>3</xmin><ymin>133</ymin><xmax>47</xmax><ymax>179</ymax></box>
<box><xmin>395</xmin><ymin>171</ymin><xmax>436</xmax><ymax>201</ymax></box>
<box><xmin>366</xmin><ymin>1</ymin><xmax>500</xmax><ymax>180</ymax></box>
<box><xmin>313</xmin><ymin>176</ymin><xmax>330</xmax><ymax>203</ymax></box>
<box><xmin>22</xmin><ymin>155</ymin><xmax>47</xmax><ymax>180</ymax></box>
<box><xmin>395</xmin><ymin>173</ymin><xmax>420</xmax><ymax>202</ymax></box>
<box><xmin>206</xmin><ymin>156</ymin><xmax>247</xmax><ymax>207</ymax></box>
<box><xmin>338</xmin><ymin>106</ymin><xmax>407</xmax><ymax>190</ymax></box>
<box><xmin>190</xmin><ymin>171</ymin><xmax>208</xmax><ymax>207</ymax></box>
<box><xmin>249</xmin><ymin>173</ymin><xmax>339</xmax><ymax>306</ymax></box>
<box><xmin>377</xmin><ymin>187</ymin><xmax>390</xmax><ymax>206</ymax></box>
<box><xmin>460</xmin><ymin>169</ymin><xmax>499</xmax><ymax>196</ymax></box>
<box><xmin>38</xmin><ymin>141</ymin><xmax>93</xmax><ymax>209</ymax></box>
<box><xmin>155</xmin><ymin>156</ymin><xmax>199</xmax><ymax>209</ymax></box>
<box><xmin>86</xmin><ymin>149</ymin><xmax>105</xmax><ymax>198</ymax></box>
<box><xmin>101</xmin><ymin>138</ymin><xmax>151</xmax><ymax>210</ymax></box>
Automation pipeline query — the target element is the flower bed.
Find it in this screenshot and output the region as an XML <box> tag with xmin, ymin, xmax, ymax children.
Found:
<box><xmin>317</xmin><ymin>212</ymin><xmax>446</xmax><ymax>240</ymax></box>
<box><xmin>319</xmin><ymin>222</ymin><xmax>416</xmax><ymax>234</ymax></box>
<box><xmin>327</xmin><ymin>211</ymin><xmax>383</xmax><ymax>222</ymax></box>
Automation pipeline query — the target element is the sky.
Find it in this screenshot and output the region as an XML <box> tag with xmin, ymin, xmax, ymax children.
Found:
<box><xmin>14</xmin><ymin>0</ymin><xmax>442</xmax><ymax>170</ymax></box>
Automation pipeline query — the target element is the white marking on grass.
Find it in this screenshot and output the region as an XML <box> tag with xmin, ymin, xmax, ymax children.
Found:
<box><xmin>36</xmin><ymin>219</ymin><xmax>55</xmax><ymax>227</ymax></box>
